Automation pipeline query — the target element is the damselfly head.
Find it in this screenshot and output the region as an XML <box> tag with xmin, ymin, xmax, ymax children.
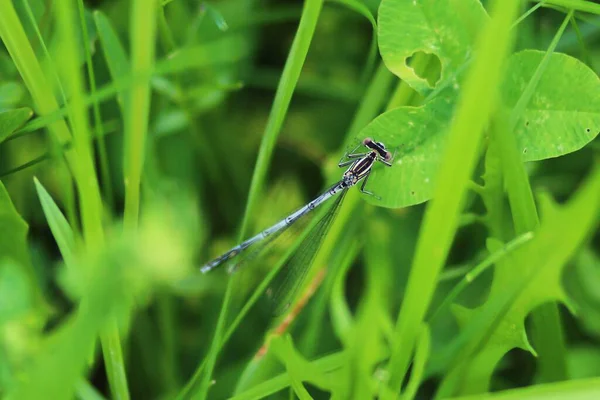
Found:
<box><xmin>363</xmin><ymin>137</ymin><xmax>392</xmax><ymax>161</ymax></box>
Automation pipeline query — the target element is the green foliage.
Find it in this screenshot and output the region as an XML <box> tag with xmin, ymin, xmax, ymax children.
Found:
<box><xmin>503</xmin><ymin>50</ymin><xmax>600</xmax><ymax>161</ymax></box>
<box><xmin>0</xmin><ymin>107</ymin><xmax>31</xmax><ymax>144</ymax></box>
<box><xmin>34</xmin><ymin>178</ymin><xmax>76</xmax><ymax>267</ymax></box>
<box><xmin>378</xmin><ymin>0</ymin><xmax>487</xmax><ymax>96</ymax></box>
<box><xmin>0</xmin><ymin>0</ymin><xmax>599</xmax><ymax>399</ymax></box>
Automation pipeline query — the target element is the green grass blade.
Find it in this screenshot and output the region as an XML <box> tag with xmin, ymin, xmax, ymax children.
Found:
<box><xmin>428</xmin><ymin>232</ymin><xmax>534</xmax><ymax>323</ymax></box>
<box><xmin>0</xmin><ymin>107</ymin><xmax>32</xmax><ymax>143</ymax></box>
<box><xmin>123</xmin><ymin>0</ymin><xmax>158</xmax><ymax>231</ymax></box>
<box><xmin>93</xmin><ymin>10</ymin><xmax>131</xmax><ymax>116</ymax></box>
<box><xmin>385</xmin><ymin>0</ymin><xmax>521</xmax><ymax>393</ymax></box>
<box><xmin>54</xmin><ymin>0</ymin><xmax>104</xmax><ymax>245</ymax></box>
<box><xmin>237</xmin><ymin>0</ymin><xmax>325</xmax><ymax>239</ymax></box>
<box><xmin>0</xmin><ymin>1</ymin><xmax>77</xmax><ymax>170</ymax></box>
<box><xmin>195</xmin><ymin>0</ymin><xmax>324</xmax><ymax>398</ymax></box>
<box><xmin>76</xmin><ymin>1</ymin><xmax>113</xmax><ymax>207</ymax></box>
<box><xmin>54</xmin><ymin>0</ymin><xmax>127</xmax><ymax>398</ymax></box>
<box><xmin>402</xmin><ymin>324</ymin><xmax>431</xmax><ymax>400</ymax></box>
<box><xmin>542</xmin><ymin>0</ymin><xmax>600</xmax><ymax>14</ymax></box>
<box><xmin>496</xmin><ymin>11</ymin><xmax>572</xmax><ymax>384</ymax></box>
<box><xmin>34</xmin><ymin>177</ymin><xmax>77</xmax><ymax>268</ymax></box>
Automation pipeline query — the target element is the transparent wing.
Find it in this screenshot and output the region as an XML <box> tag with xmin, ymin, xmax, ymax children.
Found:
<box><xmin>267</xmin><ymin>189</ymin><xmax>347</xmax><ymax>316</ymax></box>
<box><xmin>211</xmin><ymin>182</ymin><xmax>343</xmax><ymax>275</ymax></box>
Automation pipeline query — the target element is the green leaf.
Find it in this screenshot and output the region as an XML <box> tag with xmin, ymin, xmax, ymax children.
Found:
<box><xmin>45</xmin><ymin>7</ymin><xmax>98</xmax><ymax>76</ymax></box>
<box><xmin>0</xmin><ymin>107</ymin><xmax>32</xmax><ymax>143</ymax></box>
<box><xmin>384</xmin><ymin>0</ymin><xmax>524</xmax><ymax>392</ymax></box>
<box><xmin>93</xmin><ymin>10</ymin><xmax>131</xmax><ymax>116</ymax></box>
<box><xmin>340</xmin><ymin>224</ymin><xmax>389</xmax><ymax>399</ymax></box>
<box><xmin>0</xmin><ymin>259</ymin><xmax>46</xmax><ymax>392</ymax></box>
<box><xmin>378</xmin><ymin>0</ymin><xmax>487</xmax><ymax>96</ymax></box>
<box><xmin>566</xmin><ymin>248</ymin><xmax>600</xmax><ymax>339</ymax></box>
<box><xmin>0</xmin><ymin>181</ymin><xmax>35</xmax><ymax>277</ymax></box>
<box><xmin>0</xmin><ymin>81</ymin><xmax>25</xmax><ymax>108</ymax></box>
<box><xmin>502</xmin><ymin>51</ymin><xmax>600</xmax><ymax>161</ymax></box>
<box><xmin>0</xmin><ymin>259</ymin><xmax>36</xmax><ymax>324</ymax></box>
<box><xmin>359</xmin><ymin>51</ymin><xmax>600</xmax><ymax>210</ymax></box>
<box><xmin>402</xmin><ymin>324</ymin><xmax>431</xmax><ymax>400</ymax></box>
<box><xmin>270</xmin><ymin>335</ymin><xmax>336</xmax><ymax>397</ymax></box>
<box><xmin>438</xmin><ymin>165</ymin><xmax>600</xmax><ymax>396</ymax></box>
<box><xmin>34</xmin><ymin>178</ymin><xmax>77</xmax><ymax>268</ymax></box>
<box><xmin>230</xmin><ymin>352</ymin><xmax>348</xmax><ymax>400</ymax></box>
<box><xmin>357</xmin><ymin>97</ymin><xmax>454</xmax><ymax>208</ymax></box>
<box><xmin>0</xmin><ymin>181</ymin><xmax>46</xmax><ymax>391</ymax></box>
<box><xmin>10</xmin><ymin>197</ymin><xmax>195</xmax><ymax>399</ymax></box>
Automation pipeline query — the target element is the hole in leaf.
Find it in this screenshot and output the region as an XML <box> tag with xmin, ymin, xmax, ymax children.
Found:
<box><xmin>525</xmin><ymin>121</ymin><xmax>529</xmax><ymax>127</ymax></box>
<box><xmin>491</xmin><ymin>348</ymin><xmax>536</xmax><ymax>391</ymax></box>
<box><xmin>411</xmin><ymin>191</ymin><xmax>416</xmax><ymax>196</ymax></box>
<box><xmin>523</xmin><ymin>148</ymin><xmax>528</xmax><ymax>154</ymax></box>
<box><xmin>406</xmin><ymin>51</ymin><xmax>442</xmax><ymax>87</ymax></box>
<box><xmin>586</xmin><ymin>128</ymin><xmax>591</xmax><ymax>133</ymax></box>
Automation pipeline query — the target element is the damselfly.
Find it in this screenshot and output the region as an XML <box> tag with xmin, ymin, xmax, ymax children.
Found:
<box><xmin>200</xmin><ymin>138</ymin><xmax>394</xmax><ymax>276</ymax></box>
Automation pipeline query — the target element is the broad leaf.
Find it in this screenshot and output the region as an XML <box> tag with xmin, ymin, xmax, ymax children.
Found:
<box><xmin>378</xmin><ymin>0</ymin><xmax>487</xmax><ymax>96</ymax></box>
<box><xmin>502</xmin><ymin>50</ymin><xmax>600</xmax><ymax>161</ymax></box>
<box><xmin>360</xmin><ymin>51</ymin><xmax>600</xmax><ymax>208</ymax></box>
<box><xmin>356</xmin><ymin>97</ymin><xmax>453</xmax><ymax>208</ymax></box>
<box><xmin>438</xmin><ymin>165</ymin><xmax>600</xmax><ymax>396</ymax></box>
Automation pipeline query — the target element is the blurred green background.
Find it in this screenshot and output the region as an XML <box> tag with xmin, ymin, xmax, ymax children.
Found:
<box><xmin>0</xmin><ymin>0</ymin><xmax>599</xmax><ymax>399</ymax></box>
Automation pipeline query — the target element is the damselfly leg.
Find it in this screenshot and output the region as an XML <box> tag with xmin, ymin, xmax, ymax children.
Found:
<box><xmin>359</xmin><ymin>173</ymin><xmax>380</xmax><ymax>200</ymax></box>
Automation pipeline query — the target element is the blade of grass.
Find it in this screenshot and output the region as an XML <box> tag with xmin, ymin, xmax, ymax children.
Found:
<box><xmin>495</xmin><ymin>10</ymin><xmax>573</xmax><ymax>384</ymax></box>
<box><xmin>93</xmin><ymin>10</ymin><xmax>131</xmax><ymax>116</ymax></box>
<box><xmin>0</xmin><ymin>0</ymin><xmax>127</xmax><ymax>397</ymax></box>
<box><xmin>428</xmin><ymin>232</ymin><xmax>535</xmax><ymax>323</ymax></box>
<box><xmin>19</xmin><ymin>0</ymin><xmax>81</xmax><ymax>232</ymax></box>
<box><xmin>569</xmin><ymin>13</ymin><xmax>594</xmax><ymax>69</ymax></box>
<box><xmin>54</xmin><ymin>0</ymin><xmax>104</xmax><ymax>247</ymax></box>
<box><xmin>176</xmin><ymin>61</ymin><xmax>394</xmax><ymax>400</ymax></box>
<box><xmin>34</xmin><ymin>178</ymin><xmax>77</xmax><ymax>268</ymax></box>
<box><xmin>16</xmin><ymin>37</ymin><xmax>249</xmax><ymax>136</ymax></box>
<box><xmin>154</xmin><ymin>4</ymin><xmax>225</xmax><ymax>188</ymax></box>
<box><xmin>0</xmin><ymin>1</ymin><xmax>71</xmax><ymax>147</ymax></box>
<box><xmin>1</xmin><ymin>119</ymin><xmax>121</xmax><ymax>180</ymax></box>
<box><xmin>402</xmin><ymin>324</ymin><xmax>431</xmax><ymax>400</ymax></box>
<box><xmin>0</xmin><ymin>0</ymin><xmax>81</xmax><ymax>228</ymax></box>
<box><xmin>538</xmin><ymin>0</ymin><xmax>600</xmax><ymax>14</ymax></box>
<box><xmin>384</xmin><ymin>0</ymin><xmax>521</xmax><ymax>393</ymax></box>
<box><xmin>76</xmin><ymin>0</ymin><xmax>114</xmax><ymax>207</ymax></box>
<box><xmin>194</xmin><ymin>0</ymin><xmax>324</xmax><ymax>398</ymax></box>
<box><xmin>123</xmin><ymin>0</ymin><xmax>158</xmax><ymax>230</ymax></box>
<box><xmin>54</xmin><ymin>0</ymin><xmax>128</xmax><ymax>398</ymax></box>
<box><xmin>230</xmin><ymin>352</ymin><xmax>347</xmax><ymax>400</ymax></box>
<box><xmin>237</xmin><ymin>0</ymin><xmax>324</xmax><ymax>239</ymax></box>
